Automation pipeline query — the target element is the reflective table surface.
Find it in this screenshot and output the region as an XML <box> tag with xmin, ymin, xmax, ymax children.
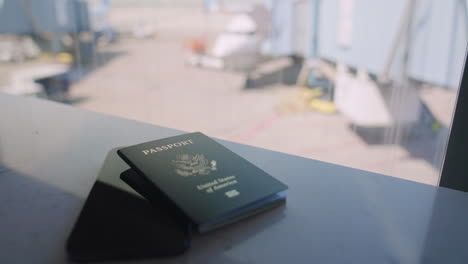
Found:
<box><xmin>1</xmin><ymin>93</ymin><xmax>468</xmax><ymax>263</ymax></box>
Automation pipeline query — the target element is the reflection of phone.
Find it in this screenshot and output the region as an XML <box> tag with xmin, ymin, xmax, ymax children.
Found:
<box><xmin>66</xmin><ymin>149</ymin><xmax>191</xmax><ymax>262</ymax></box>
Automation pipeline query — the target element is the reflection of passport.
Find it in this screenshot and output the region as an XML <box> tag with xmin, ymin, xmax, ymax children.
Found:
<box><xmin>118</xmin><ymin>132</ymin><xmax>288</xmax><ymax>233</ymax></box>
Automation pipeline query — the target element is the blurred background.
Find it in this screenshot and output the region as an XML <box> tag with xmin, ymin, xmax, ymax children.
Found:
<box><xmin>0</xmin><ymin>0</ymin><xmax>466</xmax><ymax>185</ymax></box>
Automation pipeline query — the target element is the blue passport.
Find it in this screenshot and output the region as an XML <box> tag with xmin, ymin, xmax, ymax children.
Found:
<box><xmin>117</xmin><ymin>132</ymin><xmax>287</xmax><ymax>233</ymax></box>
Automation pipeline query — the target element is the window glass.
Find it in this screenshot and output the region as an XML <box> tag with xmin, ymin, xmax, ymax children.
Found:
<box><xmin>0</xmin><ymin>0</ymin><xmax>464</xmax><ymax>185</ymax></box>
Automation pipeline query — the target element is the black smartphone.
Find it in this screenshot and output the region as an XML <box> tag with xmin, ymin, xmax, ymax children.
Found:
<box><xmin>66</xmin><ymin>149</ymin><xmax>191</xmax><ymax>262</ymax></box>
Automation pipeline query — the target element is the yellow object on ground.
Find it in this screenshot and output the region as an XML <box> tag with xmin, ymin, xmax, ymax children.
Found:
<box><xmin>308</xmin><ymin>99</ymin><xmax>337</xmax><ymax>114</ymax></box>
<box><xmin>298</xmin><ymin>87</ymin><xmax>323</xmax><ymax>100</ymax></box>
<box><xmin>57</xmin><ymin>53</ymin><xmax>73</xmax><ymax>63</ymax></box>
<box><xmin>39</xmin><ymin>52</ymin><xmax>73</xmax><ymax>64</ymax></box>
<box><xmin>278</xmin><ymin>87</ymin><xmax>336</xmax><ymax>114</ymax></box>
<box><xmin>431</xmin><ymin>121</ymin><xmax>442</xmax><ymax>131</ymax></box>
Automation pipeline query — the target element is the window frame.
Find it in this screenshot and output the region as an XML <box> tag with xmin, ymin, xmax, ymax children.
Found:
<box><xmin>439</xmin><ymin>46</ymin><xmax>468</xmax><ymax>192</ymax></box>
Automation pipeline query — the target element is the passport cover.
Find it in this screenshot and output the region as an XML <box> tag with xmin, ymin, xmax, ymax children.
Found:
<box><xmin>117</xmin><ymin>132</ymin><xmax>288</xmax><ymax>233</ymax></box>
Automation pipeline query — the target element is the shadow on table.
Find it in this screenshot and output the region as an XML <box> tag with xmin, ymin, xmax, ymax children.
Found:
<box><xmin>0</xmin><ymin>166</ymin><xmax>82</xmax><ymax>263</ymax></box>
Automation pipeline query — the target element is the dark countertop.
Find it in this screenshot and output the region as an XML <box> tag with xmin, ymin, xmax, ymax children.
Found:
<box><xmin>1</xmin><ymin>93</ymin><xmax>467</xmax><ymax>263</ymax></box>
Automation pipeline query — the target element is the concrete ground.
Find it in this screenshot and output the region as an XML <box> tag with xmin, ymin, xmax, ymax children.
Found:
<box><xmin>3</xmin><ymin>6</ymin><xmax>458</xmax><ymax>186</ymax></box>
